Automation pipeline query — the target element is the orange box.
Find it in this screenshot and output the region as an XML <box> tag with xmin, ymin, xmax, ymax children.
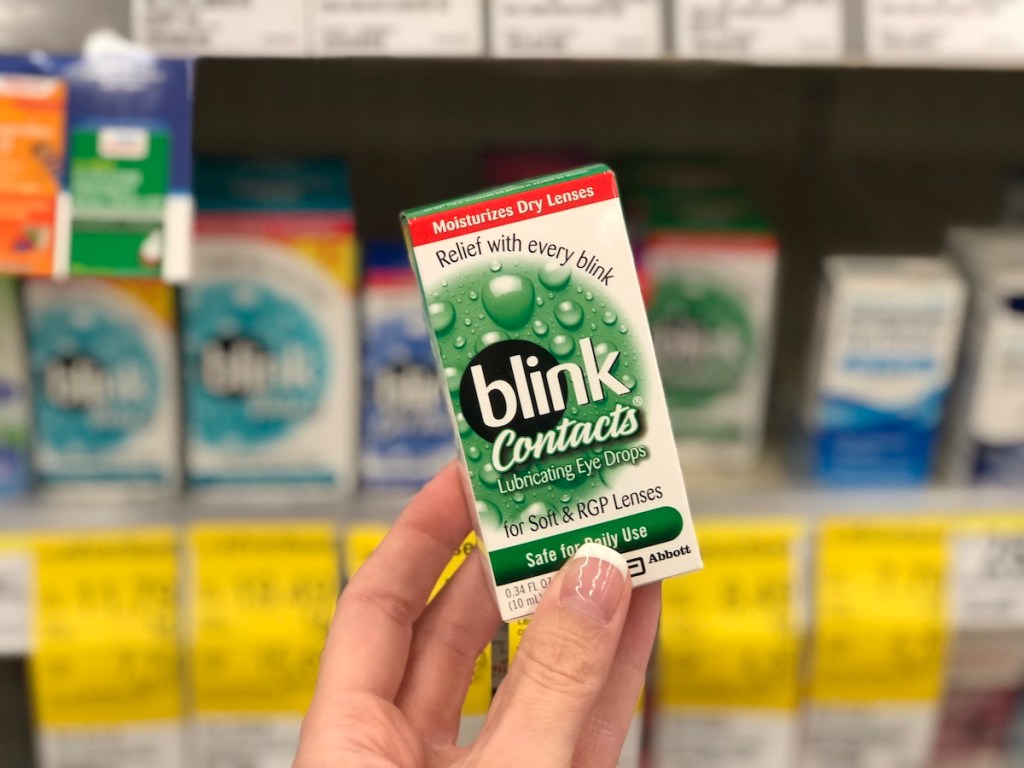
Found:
<box><xmin>0</xmin><ymin>74</ymin><xmax>66</xmax><ymax>276</ymax></box>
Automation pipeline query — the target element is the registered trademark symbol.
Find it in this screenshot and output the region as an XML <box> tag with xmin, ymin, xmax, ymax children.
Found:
<box><xmin>633</xmin><ymin>396</ymin><xmax>643</xmax><ymax>406</ymax></box>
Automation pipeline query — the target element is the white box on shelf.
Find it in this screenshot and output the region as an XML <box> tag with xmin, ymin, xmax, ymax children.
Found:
<box><xmin>673</xmin><ymin>0</ymin><xmax>844</xmax><ymax>63</ymax></box>
<box><xmin>944</xmin><ymin>228</ymin><xmax>1024</xmax><ymax>487</ymax></box>
<box><xmin>490</xmin><ymin>0</ymin><xmax>664</xmax><ymax>59</ymax></box>
<box><xmin>310</xmin><ymin>0</ymin><xmax>485</xmax><ymax>57</ymax></box>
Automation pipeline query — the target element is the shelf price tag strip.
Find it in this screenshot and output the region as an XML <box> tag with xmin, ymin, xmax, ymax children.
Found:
<box><xmin>655</xmin><ymin>519</ymin><xmax>805</xmax><ymax>768</ymax></box>
<box><xmin>188</xmin><ymin>521</ymin><xmax>340</xmax><ymax>767</ymax></box>
<box><xmin>806</xmin><ymin>516</ymin><xmax>951</xmax><ymax>768</ymax></box>
<box><xmin>31</xmin><ymin>528</ymin><xmax>183</xmax><ymax>768</ymax></box>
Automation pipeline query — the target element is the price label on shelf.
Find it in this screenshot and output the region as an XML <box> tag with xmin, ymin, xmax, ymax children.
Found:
<box><xmin>805</xmin><ymin>517</ymin><xmax>951</xmax><ymax>768</ymax></box>
<box><xmin>656</xmin><ymin>520</ymin><xmax>804</xmax><ymax>768</ymax></box>
<box><xmin>31</xmin><ymin>529</ymin><xmax>183</xmax><ymax>768</ymax></box>
<box><xmin>0</xmin><ymin>536</ymin><xmax>31</xmax><ymax>656</ymax></box>
<box><xmin>865</xmin><ymin>0</ymin><xmax>1024</xmax><ymax>64</ymax></box>
<box><xmin>132</xmin><ymin>0</ymin><xmax>308</xmax><ymax>56</ymax></box>
<box><xmin>491</xmin><ymin>0</ymin><xmax>664</xmax><ymax>59</ymax></box>
<box><xmin>660</xmin><ymin>520</ymin><xmax>804</xmax><ymax>709</ymax></box>
<box><xmin>952</xmin><ymin>515</ymin><xmax>1024</xmax><ymax>628</ymax></box>
<box><xmin>812</xmin><ymin>517</ymin><xmax>950</xmax><ymax>703</ymax></box>
<box><xmin>311</xmin><ymin>0</ymin><xmax>485</xmax><ymax>57</ymax></box>
<box><xmin>189</xmin><ymin>522</ymin><xmax>339</xmax><ymax>716</ymax></box>
<box><xmin>674</xmin><ymin>0</ymin><xmax>844</xmax><ymax>62</ymax></box>
<box><xmin>188</xmin><ymin>522</ymin><xmax>339</xmax><ymax>768</ymax></box>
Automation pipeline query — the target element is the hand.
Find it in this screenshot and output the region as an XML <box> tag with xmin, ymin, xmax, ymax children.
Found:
<box><xmin>294</xmin><ymin>462</ymin><xmax>662</xmax><ymax>768</ymax></box>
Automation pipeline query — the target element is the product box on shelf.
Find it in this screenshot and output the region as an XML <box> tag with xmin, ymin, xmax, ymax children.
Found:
<box><xmin>361</xmin><ymin>241</ymin><xmax>454</xmax><ymax>488</ymax></box>
<box><xmin>944</xmin><ymin>228</ymin><xmax>1024</xmax><ymax>487</ymax></box>
<box><xmin>0</xmin><ymin>278</ymin><xmax>29</xmax><ymax>496</ymax></box>
<box><xmin>0</xmin><ymin>72</ymin><xmax>67</xmax><ymax>277</ymax></box>
<box><xmin>803</xmin><ymin>256</ymin><xmax>967</xmax><ymax>486</ymax></box>
<box><xmin>62</xmin><ymin>46</ymin><xmax>193</xmax><ymax>281</ymax></box>
<box><xmin>402</xmin><ymin>164</ymin><xmax>702</xmax><ymax>622</ymax></box>
<box><xmin>638</xmin><ymin>188</ymin><xmax>778</xmax><ymax>470</ymax></box>
<box><xmin>185</xmin><ymin>158</ymin><xmax>359</xmax><ymax>497</ymax></box>
<box><xmin>24</xmin><ymin>277</ymin><xmax>181</xmax><ymax>498</ymax></box>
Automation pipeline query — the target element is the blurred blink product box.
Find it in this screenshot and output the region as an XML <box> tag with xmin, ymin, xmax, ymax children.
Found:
<box><xmin>638</xmin><ymin>189</ymin><xmax>778</xmax><ymax>470</ymax></box>
<box><xmin>185</xmin><ymin>159</ymin><xmax>359</xmax><ymax>497</ymax></box>
<box><xmin>803</xmin><ymin>257</ymin><xmax>967</xmax><ymax>486</ymax></box>
<box><xmin>361</xmin><ymin>241</ymin><xmax>454</xmax><ymax>488</ymax></box>
<box><xmin>944</xmin><ymin>229</ymin><xmax>1024</xmax><ymax>487</ymax></box>
<box><xmin>24</xmin><ymin>277</ymin><xmax>181</xmax><ymax>498</ymax></box>
<box><xmin>0</xmin><ymin>278</ymin><xmax>29</xmax><ymax>496</ymax></box>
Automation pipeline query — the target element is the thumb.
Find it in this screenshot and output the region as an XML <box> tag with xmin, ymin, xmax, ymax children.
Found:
<box><xmin>474</xmin><ymin>543</ymin><xmax>631</xmax><ymax>767</ymax></box>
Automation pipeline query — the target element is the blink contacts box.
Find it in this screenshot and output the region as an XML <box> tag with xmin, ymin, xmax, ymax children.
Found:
<box><xmin>402</xmin><ymin>165</ymin><xmax>702</xmax><ymax>622</ymax></box>
<box><xmin>804</xmin><ymin>256</ymin><xmax>967</xmax><ymax>486</ymax></box>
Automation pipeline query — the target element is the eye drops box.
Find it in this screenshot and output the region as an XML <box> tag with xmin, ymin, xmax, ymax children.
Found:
<box><xmin>944</xmin><ymin>228</ymin><xmax>1024</xmax><ymax>486</ymax></box>
<box><xmin>402</xmin><ymin>165</ymin><xmax>702</xmax><ymax>622</ymax></box>
<box><xmin>803</xmin><ymin>256</ymin><xmax>967</xmax><ymax>486</ymax></box>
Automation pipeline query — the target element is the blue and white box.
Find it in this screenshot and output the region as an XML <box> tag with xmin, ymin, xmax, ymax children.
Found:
<box><xmin>361</xmin><ymin>242</ymin><xmax>454</xmax><ymax>488</ymax></box>
<box><xmin>945</xmin><ymin>228</ymin><xmax>1024</xmax><ymax>487</ymax></box>
<box><xmin>805</xmin><ymin>256</ymin><xmax>967</xmax><ymax>486</ymax></box>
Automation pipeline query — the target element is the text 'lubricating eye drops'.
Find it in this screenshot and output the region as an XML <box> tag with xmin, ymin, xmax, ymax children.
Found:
<box><xmin>402</xmin><ymin>165</ymin><xmax>702</xmax><ymax>622</ymax></box>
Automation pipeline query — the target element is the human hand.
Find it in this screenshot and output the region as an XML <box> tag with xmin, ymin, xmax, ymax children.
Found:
<box><xmin>294</xmin><ymin>462</ymin><xmax>662</xmax><ymax>768</ymax></box>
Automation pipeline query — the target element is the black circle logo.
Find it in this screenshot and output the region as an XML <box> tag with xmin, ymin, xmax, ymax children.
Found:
<box><xmin>460</xmin><ymin>340</ymin><xmax>567</xmax><ymax>442</ymax></box>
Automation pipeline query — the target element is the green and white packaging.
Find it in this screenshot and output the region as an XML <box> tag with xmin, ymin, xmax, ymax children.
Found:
<box><xmin>641</xmin><ymin>190</ymin><xmax>778</xmax><ymax>470</ymax></box>
<box><xmin>402</xmin><ymin>165</ymin><xmax>702</xmax><ymax>622</ymax></box>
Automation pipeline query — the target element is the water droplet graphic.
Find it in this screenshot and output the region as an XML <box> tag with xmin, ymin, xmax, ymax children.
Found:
<box><xmin>538</xmin><ymin>262</ymin><xmax>571</xmax><ymax>291</ymax></box>
<box><xmin>551</xmin><ymin>334</ymin><xmax>575</xmax><ymax>358</ymax></box>
<box><xmin>620</xmin><ymin>374</ymin><xmax>636</xmax><ymax>389</ymax></box>
<box><xmin>575</xmin><ymin>286</ymin><xmax>583</xmax><ymax>294</ymax></box>
<box><xmin>480</xmin><ymin>464</ymin><xmax>500</xmax><ymax>487</ymax></box>
<box><xmin>585</xmin><ymin>291</ymin><xmax>594</xmax><ymax>301</ymax></box>
<box><xmin>482</xmin><ymin>274</ymin><xmax>536</xmax><ymax>330</ymax></box>
<box><xmin>444</xmin><ymin>366</ymin><xmax>461</xmax><ymax>392</ymax></box>
<box><xmin>524</xmin><ymin>501</ymin><xmax>549</xmax><ymax>520</ymax></box>
<box><xmin>619</xmin><ymin>324</ymin><xmax>628</xmax><ymax>334</ymax></box>
<box><xmin>469</xmin><ymin>290</ymin><xmax>479</xmax><ymax>300</ymax></box>
<box><xmin>532</xmin><ymin>319</ymin><xmax>549</xmax><ymax>336</ymax></box>
<box><xmin>466</xmin><ymin>445</ymin><xmax>481</xmax><ymax>461</ymax></box>
<box><xmin>590</xmin><ymin>322</ymin><xmax>597</xmax><ymax>331</ymax></box>
<box><xmin>602</xmin><ymin>310</ymin><xmax>617</xmax><ymax>325</ymax></box>
<box><xmin>454</xmin><ymin>335</ymin><xmax>466</xmax><ymax>349</ymax></box>
<box><xmin>464</xmin><ymin>318</ymin><xmax>472</xmax><ymax>326</ymax></box>
<box><xmin>593</xmin><ymin>340</ymin><xmax>617</xmax><ymax>359</ymax></box>
<box><xmin>555</xmin><ymin>300</ymin><xmax>584</xmax><ymax>330</ymax></box>
<box><xmin>536</xmin><ymin>297</ymin><xmax>544</xmax><ymax>307</ymax></box>
<box><xmin>512</xmin><ymin>491</ymin><xmax>525</xmax><ymax>503</ymax></box>
<box><xmin>455</xmin><ymin>413</ymin><xmax>471</xmax><ymax>436</ymax></box>
<box><xmin>428</xmin><ymin>301</ymin><xmax>455</xmax><ymax>335</ymax></box>
<box><xmin>476</xmin><ymin>330</ymin><xmax>508</xmax><ymax>353</ymax></box>
<box><xmin>441</xmin><ymin>279</ymin><xmax>448</xmax><ymax>288</ymax></box>
<box><xmin>560</xmin><ymin>494</ymin><xmax>571</xmax><ymax>503</ymax></box>
<box><xmin>476</xmin><ymin>499</ymin><xmax>500</xmax><ymax>527</ymax></box>
<box><xmin>490</xmin><ymin>261</ymin><xmax>502</xmax><ymax>272</ymax></box>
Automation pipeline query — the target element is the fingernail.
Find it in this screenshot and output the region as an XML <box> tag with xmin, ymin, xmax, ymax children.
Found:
<box><xmin>559</xmin><ymin>543</ymin><xmax>628</xmax><ymax>625</ymax></box>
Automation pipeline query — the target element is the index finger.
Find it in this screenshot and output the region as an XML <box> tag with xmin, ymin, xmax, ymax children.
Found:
<box><xmin>315</xmin><ymin>462</ymin><xmax>475</xmax><ymax>701</ymax></box>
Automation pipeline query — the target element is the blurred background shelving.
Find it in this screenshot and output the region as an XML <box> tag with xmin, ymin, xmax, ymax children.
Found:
<box><xmin>1</xmin><ymin>1</ymin><xmax>1024</xmax><ymax>767</ymax></box>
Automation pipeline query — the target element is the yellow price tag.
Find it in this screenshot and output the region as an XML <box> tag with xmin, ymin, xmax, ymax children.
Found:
<box><xmin>659</xmin><ymin>520</ymin><xmax>804</xmax><ymax>710</ymax></box>
<box><xmin>31</xmin><ymin>529</ymin><xmax>181</xmax><ymax>727</ymax></box>
<box><xmin>812</xmin><ymin>517</ymin><xmax>950</xmax><ymax>704</ymax></box>
<box><xmin>189</xmin><ymin>522</ymin><xmax>339</xmax><ymax>715</ymax></box>
<box><xmin>344</xmin><ymin>526</ymin><xmax>490</xmax><ymax>714</ymax></box>
<box><xmin>344</xmin><ymin>524</ymin><xmax>389</xmax><ymax>580</ymax></box>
